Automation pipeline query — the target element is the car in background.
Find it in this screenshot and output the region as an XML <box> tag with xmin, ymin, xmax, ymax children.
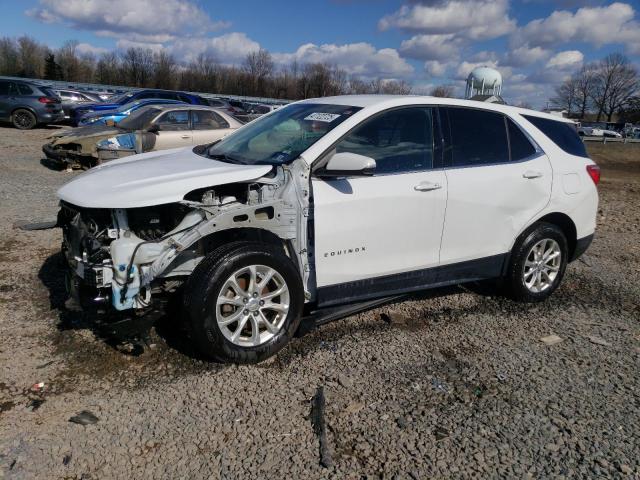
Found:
<box><xmin>578</xmin><ymin>126</ymin><xmax>622</xmax><ymax>138</ymax></box>
<box><xmin>54</xmin><ymin>89</ymin><xmax>104</xmax><ymax>119</ymax></box>
<box><xmin>0</xmin><ymin>79</ymin><xmax>64</xmax><ymax>129</ymax></box>
<box><xmin>43</xmin><ymin>105</ymin><xmax>242</xmax><ymax>169</ymax></box>
<box><xmin>206</xmin><ymin>98</ymin><xmax>246</xmax><ymax>115</ymax></box>
<box><xmin>78</xmin><ymin>98</ymin><xmax>187</xmax><ymax>126</ymax></box>
<box><xmin>70</xmin><ymin>89</ymin><xmax>207</xmax><ymax>126</ymax></box>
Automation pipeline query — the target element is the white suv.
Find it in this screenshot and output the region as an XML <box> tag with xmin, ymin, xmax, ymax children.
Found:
<box><xmin>57</xmin><ymin>95</ymin><xmax>599</xmax><ymax>363</ymax></box>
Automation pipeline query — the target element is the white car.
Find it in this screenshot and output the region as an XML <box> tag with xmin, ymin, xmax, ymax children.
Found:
<box><xmin>56</xmin><ymin>95</ymin><xmax>599</xmax><ymax>363</ymax></box>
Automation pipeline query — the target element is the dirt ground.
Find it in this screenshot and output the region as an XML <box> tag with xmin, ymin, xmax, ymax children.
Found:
<box><xmin>0</xmin><ymin>127</ymin><xmax>639</xmax><ymax>479</ymax></box>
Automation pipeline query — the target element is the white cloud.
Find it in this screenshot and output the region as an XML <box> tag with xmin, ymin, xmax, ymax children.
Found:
<box><xmin>27</xmin><ymin>0</ymin><xmax>229</xmax><ymax>42</ymax></box>
<box><xmin>545</xmin><ymin>50</ymin><xmax>584</xmax><ymax>68</ymax></box>
<box><xmin>273</xmin><ymin>42</ymin><xmax>414</xmax><ymax>78</ymax></box>
<box><xmin>116</xmin><ymin>39</ymin><xmax>165</xmax><ymax>53</ymax></box>
<box><xmin>170</xmin><ymin>33</ymin><xmax>261</xmax><ymax>64</ymax></box>
<box><xmin>75</xmin><ymin>42</ymin><xmax>109</xmax><ymax>56</ymax></box>
<box><xmin>515</xmin><ymin>2</ymin><xmax>640</xmax><ymax>53</ymax></box>
<box><xmin>502</xmin><ymin>45</ymin><xmax>550</xmax><ymax>67</ymax></box>
<box><xmin>424</xmin><ymin>60</ymin><xmax>449</xmax><ymax>77</ymax></box>
<box><xmin>379</xmin><ymin>0</ymin><xmax>515</xmax><ymax>40</ymax></box>
<box><xmin>399</xmin><ymin>34</ymin><xmax>461</xmax><ymax>61</ymax></box>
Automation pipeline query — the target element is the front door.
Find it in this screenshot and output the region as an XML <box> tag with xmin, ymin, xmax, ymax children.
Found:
<box><xmin>151</xmin><ymin>109</ymin><xmax>192</xmax><ymax>150</ymax></box>
<box><xmin>311</xmin><ymin>107</ymin><xmax>448</xmax><ymax>305</ymax></box>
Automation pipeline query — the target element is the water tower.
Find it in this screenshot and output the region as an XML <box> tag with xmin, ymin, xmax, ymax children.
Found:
<box><xmin>465</xmin><ymin>66</ymin><xmax>502</xmax><ymax>98</ymax></box>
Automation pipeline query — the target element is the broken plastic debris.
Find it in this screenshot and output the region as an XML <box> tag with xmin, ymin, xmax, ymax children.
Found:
<box><xmin>540</xmin><ymin>335</ymin><xmax>563</xmax><ymax>346</ymax></box>
<box><xmin>69</xmin><ymin>410</ymin><xmax>99</xmax><ymax>425</ymax></box>
<box><xmin>30</xmin><ymin>382</ymin><xmax>45</xmax><ymax>392</ymax></box>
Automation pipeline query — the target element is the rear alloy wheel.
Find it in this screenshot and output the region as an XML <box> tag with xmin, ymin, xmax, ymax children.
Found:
<box><xmin>185</xmin><ymin>242</ymin><xmax>304</xmax><ymax>363</ymax></box>
<box><xmin>505</xmin><ymin>222</ymin><xmax>568</xmax><ymax>302</ymax></box>
<box><xmin>12</xmin><ymin>109</ymin><xmax>37</xmax><ymax>130</ymax></box>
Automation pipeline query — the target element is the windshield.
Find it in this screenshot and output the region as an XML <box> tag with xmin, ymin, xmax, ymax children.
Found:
<box><xmin>117</xmin><ymin>106</ymin><xmax>161</xmax><ymax>130</ymax></box>
<box><xmin>206</xmin><ymin>103</ymin><xmax>361</xmax><ymax>165</ymax></box>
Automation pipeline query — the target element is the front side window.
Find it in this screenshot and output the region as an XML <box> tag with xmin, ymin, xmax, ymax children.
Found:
<box><xmin>192</xmin><ymin>110</ymin><xmax>229</xmax><ymax>130</ymax></box>
<box><xmin>206</xmin><ymin>103</ymin><xmax>361</xmax><ymax>165</ymax></box>
<box><xmin>523</xmin><ymin>115</ymin><xmax>588</xmax><ymax>158</ymax></box>
<box><xmin>154</xmin><ymin>110</ymin><xmax>190</xmax><ymax>130</ymax></box>
<box><xmin>335</xmin><ymin>107</ymin><xmax>434</xmax><ymax>174</ymax></box>
<box><xmin>444</xmin><ymin>107</ymin><xmax>510</xmax><ymax>167</ymax></box>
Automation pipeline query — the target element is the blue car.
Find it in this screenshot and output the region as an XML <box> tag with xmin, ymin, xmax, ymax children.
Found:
<box><xmin>78</xmin><ymin>98</ymin><xmax>186</xmax><ymax>126</ymax></box>
<box><xmin>70</xmin><ymin>88</ymin><xmax>206</xmax><ymax>126</ymax></box>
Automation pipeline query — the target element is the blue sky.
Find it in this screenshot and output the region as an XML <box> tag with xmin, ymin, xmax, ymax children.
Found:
<box><xmin>3</xmin><ymin>0</ymin><xmax>640</xmax><ymax>106</ymax></box>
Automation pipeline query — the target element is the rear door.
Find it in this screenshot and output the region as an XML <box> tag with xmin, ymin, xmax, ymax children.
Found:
<box><xmin>150</xmin><ymin>109</ymin><xmax>192</xmax><ymax>150</ymax></box>
<box><xmin>312</xmin><ymin>106</ymin><xmax>448</xmax><ymax>305</ymax></box>
<box><xmin>190</xmin><ymin>109</ymin><xmax>232</xmax><ymax>145</ymax></box>
<box><xmin>439</xmin><ymin>107</ymin><xmax>552</xmax><ymax>268</ymax></box>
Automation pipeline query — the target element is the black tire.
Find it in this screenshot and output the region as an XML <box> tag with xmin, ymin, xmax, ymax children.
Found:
<box><xmin>505</xmin><ymin>222</ymin><xmax>568</xmax><ymax>302</ymax></box>
<box><xmin>12</xmin><ymin>109</ymin><xmax>37</xmax><ymax>130</ymax></box>
<box><xmin>184</xmin><ymin>241</ymin><xmax>304</xmax><ymax>363</ymax></box>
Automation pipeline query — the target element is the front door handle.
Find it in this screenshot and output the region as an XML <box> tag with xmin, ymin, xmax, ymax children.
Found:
<box><xmin>414</xmin><ymin>181</ymin><xmax>442</xmax><ymax>192</ymax></box>
<box><xmin>523</xmin><ymin>170</ymin><xmax>543</xmax><ymax>179</ymax></box>
<box><xmin>180</xmin><ymin>134</ymin><xmax>191</xmax><ymax>139</ymax></box>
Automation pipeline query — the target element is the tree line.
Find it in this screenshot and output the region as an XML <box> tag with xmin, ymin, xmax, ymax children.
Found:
<box><xmin>550</xmin><ymin>53</ymin><xmax>640</xmax><ymax>123</ymax></box>
<box><xmin>0</xmin><ymin>36</ymin><xmax>412</xmax><ymax>99</ymax></box>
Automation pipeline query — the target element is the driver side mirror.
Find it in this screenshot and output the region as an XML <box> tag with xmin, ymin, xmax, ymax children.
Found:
<box><xmin>315</xmin><ymin>152</ymin><xmax>376</xmax><ymax>178</ymax></box>
<box><xmin>147</xmin><ymin>124</ymin><xmax>160</xmax><ymax>134</ymax></box>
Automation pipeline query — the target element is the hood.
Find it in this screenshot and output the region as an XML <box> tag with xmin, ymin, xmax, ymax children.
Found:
<box><xmin>57</xmin><ymin>147</ymin><xmax>273</xmax><ymax>208</ymax></box>
<box><xmin>49</xmin><ymin>126</ymin><xmax>123</xmax><ymax>143</ymax></box>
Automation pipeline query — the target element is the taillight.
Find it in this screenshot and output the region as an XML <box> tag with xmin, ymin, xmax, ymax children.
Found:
<box><xmin>38</xmin><ymin>97</ymin><xmax>57</xmax><ymax>104</ymax></box>
<box><xmin>586</xmin><ymin>164</ymin><xmax>601</xmax><ymax>186</ymax></box>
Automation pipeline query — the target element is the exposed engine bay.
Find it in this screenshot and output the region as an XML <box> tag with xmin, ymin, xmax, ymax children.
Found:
<box><xmin>58</xmin><ymin>159</ymin><xmax>313</xmax><ymax>313</ymax></box>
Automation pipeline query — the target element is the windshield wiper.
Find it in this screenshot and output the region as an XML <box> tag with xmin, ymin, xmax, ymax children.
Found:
<box><xmin>209</xmin><ymin>153</ymin><xmax>245</xmax><ymax>165</ymax></box>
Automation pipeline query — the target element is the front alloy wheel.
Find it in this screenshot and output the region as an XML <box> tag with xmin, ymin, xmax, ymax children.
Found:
<box><xmin>216</xmin><ymin>265</ymin><xmax>290</xmax><ymax>347</ymax></box>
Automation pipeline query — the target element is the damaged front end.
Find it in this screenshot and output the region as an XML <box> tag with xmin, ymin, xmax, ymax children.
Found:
<box><xmin>57</xmin><ymin>160</ymin><xmax>313</xmax><ymax>315</ymax></box>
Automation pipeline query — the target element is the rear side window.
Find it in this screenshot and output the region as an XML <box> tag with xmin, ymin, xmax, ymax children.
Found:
<box><xmin>444</xmin><ymin>107</ymin><xmax>509</xmax><ymax>167</ymax></box>
<box><xmin>507</xmin><ymin>118</ymin><xmax>537</xmax><ymax>160</ymax></box>
<box><xmin>523</xmin><ymin>115</ymin><xmax>588</xmax><ymax>158</ymax></box>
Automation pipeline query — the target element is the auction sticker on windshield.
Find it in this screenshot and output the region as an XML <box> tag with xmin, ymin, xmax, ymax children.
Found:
<box><xmin>304</xmin><ymin>113</ymin><xmax>341</xmax><ymax>122</ymax></box>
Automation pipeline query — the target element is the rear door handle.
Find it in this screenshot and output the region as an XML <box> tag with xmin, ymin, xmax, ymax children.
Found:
<box><xmin>180</xmin><ymin>134</ymin><xmax>191</xmax><ymax>139</ymax></box>
<box><xmin>523</xmin><ymin>170</ymin><xmax>543</xmax><ymax>179</ymax></box>
<box><xmin>414</xmin><ymin>181</ymin><xmax>442</xmax><ymax>192</ymax></box>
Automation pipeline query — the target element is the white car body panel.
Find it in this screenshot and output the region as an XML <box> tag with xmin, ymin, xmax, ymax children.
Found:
<box><xmin>57</xmin><ymin>147</ymin><xmax>272</xmax><ymax>209</ymax></box>
<box><xmin>312</xmin><ymin>170</ymin><xmax>447</xmax><ymax>286</ymax></box>
<box><xmin>439</xmin><ymin>153</ymin><xmax>553</xmax><ymax>265</ymax></box>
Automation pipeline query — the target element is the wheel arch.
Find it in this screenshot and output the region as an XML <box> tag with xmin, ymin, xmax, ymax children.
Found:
<box><xmin>523</xmin><ymin>212</ymin><xmax>578</xmax><ymax>260</ymax></box>
<box><xmin>198</xmin><ymin>227</ymin><xmax>291</xmax><ymax>257</ymax></box>
<box><xmin>11</xmin><ymin>105</ymin><xmax>38</xmax><ymax>118</ymax></box>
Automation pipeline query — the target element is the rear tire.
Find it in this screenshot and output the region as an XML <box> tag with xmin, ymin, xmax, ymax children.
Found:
<box><xmin>184</xmin><ymin>241</ymin><xmax>304</xmax><ymax>363</ymax></box>
<box><xmin>505</xmin><ymin>222</ymin><xmax>568</xmax><ymax>302</ymax></box>
<box><xmin>12</xmin><ymin>109</ymin><xmax>37</xmax><ymax>130</ymax></box>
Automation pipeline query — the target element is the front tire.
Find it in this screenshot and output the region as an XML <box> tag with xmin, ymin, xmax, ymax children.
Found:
<box><xmin>184</xmin><ymin>242</ymin><xmax>304</xmax><ymax>363</ymax></box>
<box><xmin>505</xmin><ymin>222</ymin><xmax>568</xmax><ymax>302</ymax></box>
<box><xmin>12</xmin><ymin>109</ymin><xmax>37</xmax><ymax>130</ymax></box>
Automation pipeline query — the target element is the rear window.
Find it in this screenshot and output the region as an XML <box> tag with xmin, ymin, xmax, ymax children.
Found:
<box><xmin>523</xmin><ymin>115</ymin><xmax>588</xmax><ymax>158</ymax></box>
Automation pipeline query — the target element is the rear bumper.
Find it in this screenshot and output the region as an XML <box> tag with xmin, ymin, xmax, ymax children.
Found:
<box><xmin>39</xmin><ymin>111</ymin><xmax>65</xmax><ymax>123</ymax></box>
<box><xmin>570</xmin><ymin>233</ymin><xmax>594</xmax><ymax>262</ymax></box>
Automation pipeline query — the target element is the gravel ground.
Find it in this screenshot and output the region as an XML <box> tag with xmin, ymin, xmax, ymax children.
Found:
<box><xmin>0</xmin><ymin>127</ymin><xmax>639</xmax><ymax>479</ymax></box>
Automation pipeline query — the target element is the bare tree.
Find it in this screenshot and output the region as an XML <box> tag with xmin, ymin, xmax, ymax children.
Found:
<box><xmin>122</xmin><ymin>47</ymin><xmax>154</xmax><ymax>87</ymax></box>
<box><xmin>152</xmin><ymin>50</ymin><xmax>177</xmax><ymax>89</ymax></box>
<box><xmin>574</xmin><ymin>64</ymin><xmax>596</xmax><ymax>119</ymax></box>
<box><xmin>243</xmin><ymin>49</ymin><xmax>274</xmax><ymax>96</ymax></box>
<box><xmin>591</xmin><ymin>53</ymin><xmax>639</xmax><ymax>121</ymax></box>
<box><xmin>0</xmin><ymin>37</ymin><xmax>20</xmax><ymax>75</ymax></box>
<box><xmin>550</xmin><ymin>77</ymin><xmax>578</xmax><ymax>114</ymax></box>
<box><xmin>430</xmin><ymin>85</ymin><xmax>455</xmax><ymax>97</ymax></box>
<box><xmin>95</xmin><ymin>52</ymin><xmax>121</xmax><ymax>85</ymax></box>
<box><xmin>16</xmin><ymin>36</ymin><xmax>46</xmax><ymax>78</ymax></box>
